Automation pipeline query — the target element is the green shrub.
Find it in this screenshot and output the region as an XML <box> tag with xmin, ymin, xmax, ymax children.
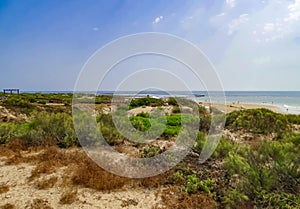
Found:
<box><xmin>185</xmin><ymin>174</ymin><xmax>214</xmax><ymax>195</ymax></box>
<box><xmin>256</xmin><ymin>191</ymin><xmax>300</xmax><ymax>209</ymax></box>
<box><xmin>129</xmin><ymin>97</ymin><xmax>163</xmax><ymax>109</ymax></box>
<box><xmin>167</xmin><ymin>97</ymin><xmax>178</xmax><ymax>106</ymax></box>
<box><xmin>3</xmin><ymin>95</ymin><xmax>34</xmax><ymax>109</ymax></box>
<box><xmin>193</xmin><ymin>131</ymin><xmax>206</xmax><ymax>153</ymax></box>
<box><xmin>226</xmin><ymin>108</ymin><xmax>290</xmax><ymax>135</ymax></box>
<box><xmin>24</xmin><ymin>111</ymin><xmax>77</xmax><ymax>147</ymax></box>
<box><xmin>136</xmin><ymin>112</ymin><xmax>150</xmax><ymax>118</ymax></box>
<box><xmin>37</xmin><ymin>100</ymin><xmax>46</xmax><ymax>105</ymax></box>
<box><xmin>130</xmin><ymin>116</ymin><xmax>151</xmax><ymax>132</ymax></box>
<box><xmin>141</xmin><ymin>146</ymin><xmax>161</xmax><ymax>158</ymax></box>
<box><xmin>162</xmin><ymin>125</ymin><xmax>180</xmax><ymax>137</ymax></box>
<box><xmin>169</xmin><ymin>170</ymin><xmax>185</xmax><ymax>184</ymax></box>
<box><xmin>0</xmin><ymin>123</ymin><xmax>17</xmax><ymax>144</ymax></box>
<box><xmin>172</xmin><ymin>106</ymin><xmax>181</xmax><ymax>114</ymax></box>
<box><xmin>97</xmin><ymin>114</ymin><xmax>123</xmax><ymax>145</ymax></box>
<box><xmin>222</xmin><ymin>133</ymin><xmax>300</xmax><ymax>208</ymax></box>
<box><xmin>286</xmin><ymin>114</ymin><xmax>300</xmax><ymax>125</ymax></box>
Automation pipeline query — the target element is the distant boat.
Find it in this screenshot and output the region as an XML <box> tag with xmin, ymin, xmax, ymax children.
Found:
<box><xmin>194</xmin><ymin>94</ymin><xmax>205</xmax><ymax>97</ymax></box>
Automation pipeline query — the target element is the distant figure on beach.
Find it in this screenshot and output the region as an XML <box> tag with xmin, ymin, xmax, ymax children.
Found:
<box><xmin>284</xmin><ymin>104</ymin><xmax>289</xmax><ymax>113</ymax></box>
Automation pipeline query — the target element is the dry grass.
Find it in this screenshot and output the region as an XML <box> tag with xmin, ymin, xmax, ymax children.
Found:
<box><xmin>0</xmin><ymin>146</ymin><xmax>16</xmax><ymax>158</ymax></box>
<box><xmin>34</xmin><ymin>176</ymin><xmax>58</xmax><ymax>190</ymax></box>
<box><xmin>0</xmin><ymin>183</ymin><xmax>9</xmax><ymax>194</ymax></box>
<box><xmin>154</xmin><ymin>186</ymin><xmax>217</xmax><ymax>209</ymax></box>
<box><xmin>71</xmin><ymin>156</ymin><xmax>132</xmax><ymax>191</ymax></box>
<box><xmin>0</xmin><ymin>204</ymin><xmax>15</xmax><ymax>209</ymax></box>
<box><xmin>121</xmin><ymin>198</ymin><xmax>139</xmax><ymax>207</ymax></box>
<box><xmin>5</xmin><ymin>139</ymin><xmax>27</xmax><ymax>152</ymax></box>
<box><xmin>26</xmin><ymin>198</ymin><xmax>53</xmax><ymax>209</ymax></box>
<box><xmin>28</xmin><ymin>161</ymin><xmax>58</xmax><ymax>181</ymax></box>
<box><xmin>59</xmin><ymin>188</ymin><xmax>78</xmax><ymax>205</ymax></box>
<box><xmin>140</xmin><ymin>172</ymin><xmax>170</xmax><ymax>188</ymax></box>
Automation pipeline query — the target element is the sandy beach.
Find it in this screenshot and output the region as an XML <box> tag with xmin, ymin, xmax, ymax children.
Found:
<box><xmin>200</xmin><ymin>102</ymin><xmax>286</xmax><ymax>114</ymax></box>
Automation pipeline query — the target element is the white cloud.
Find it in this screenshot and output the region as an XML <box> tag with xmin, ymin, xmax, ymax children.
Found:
<box><xmin>285</xmin><ymin>0</ymin><xmax>300</xmax><ymax>22</ymax></box>
<box><xmin>226</xmin><ymin>0</ymin><xmax>236</xmax><ymax>8</ymax></box>
<box><xmin>92</xmin><ymin>27</ymin><xmax>99</xmax><ymax>31</ymax></box>
<box><xmin>216</xmin><ymin>12</ymin><xmax>226</xmax><ymax>17</ymax></box>
<box><xmin>153</xmin><ymin>16</ymin><xmax>164</xmax><ymax>24</ymax></box>
<box><xmin>228</xmin><ymin>14</ymin><xmax>249</xmax><ymax>35</ymax></box>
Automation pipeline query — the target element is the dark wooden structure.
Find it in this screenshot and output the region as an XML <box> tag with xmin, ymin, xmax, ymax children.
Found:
<box><xmin>3</xmin><ymin>89</ymin><xmax>20</xmax><ymax>95</ymax></box>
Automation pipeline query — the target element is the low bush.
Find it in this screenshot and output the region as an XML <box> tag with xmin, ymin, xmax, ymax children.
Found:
<box><xmin>221</xmin><ymin>133</ymin><xmax>300</xmax><ymax>208</ymax></box>
<box><xmin>129</xmin><ymin>97</ymin><xmax>164</xmax><ymax>109</ymax></box>
<box><xmin>226</xmin><ymin>108</ymin><xmax>290</xmax><ymax>135</ymax></box>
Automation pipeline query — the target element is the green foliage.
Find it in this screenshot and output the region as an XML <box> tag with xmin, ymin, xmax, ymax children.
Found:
<box><xmin>194</xmin><ymin>134</ymin><xmax>234</xmax><ymax>159</ymax></box>
<box><xmin>221</xmin><ymin>189</ymin><xmax>249</xmax><ymax>208</ymax></box>
<box><xmin>25</xmin><ymin>111</ymin><xmax>77</xmax><ymax>147</ymax></box>
<box><xmin>95</xmin><ymin>95</ymin><xmax>112</xmax><ymax>104</ymax></box>
<box><xmin>286</xmin><ymin>114</ymin><xmax>300</xmax><ymax>125</ymax></box>
<box><xmin>141</xmin><ymin>146</ymin><xmax>161</xmax><ymax>158</ymax></box>
<box><xmin>185</xmin><ymin>174</ymin><xmax>214</xmax><ymax>195</ymax></box>
<box><xmin>130</xmin><ymin>116</ymin><xmax>151</xmax><ymax>132</ymax></box>
<box><xmin>36</xmin><ymin>100</ymin><xmax>46</xmax><ymax>105</ymax></box>
<box><xmin>169</xmin><ymin>170</ymin><xmax>185</xmax><ymax>184</ymax></box>
<box><xmin>167</xmin><ymin>97</ymin><xmax>178</xmax><ymax>106</ymax></box>
<box><xmin>129</xmin><ymin>97</ymin><xmax>164</xmax><ymax>109</ymax></box>
<box><xmin>162</xmin><ymin>125</ymin><xmax>180</xmax><ymax>137</ymax></box>
<box><xmin>97</xmin><ymin>114</ymin><xmax>124</xmax><ymax>145</ymax></box>
<box><xmin>199</xmin><ymin>115</ymin><xmax>211</xmax><ymax>133</ymax></box>
<box><xmin>0</xmin><ymin>111</ymin><xmax>77</xmax><ymax>147</ymax></box>
<box><xmin>127</xmin><ymin>114</ymin><xmax>200</xmax><ymax>138</ymax></box>
<box><xmin>0</xmin><ymin>123</ymin><xmax>18</xmax><ymax>144</ymax></box>
<box><xmin>172</xmin><ymin>106</ymin><xmax>181</xmax><ymax>114</ymax></box>
<box><xmin>256</xmin><ymin>191</ymin><xmax>300</xmax><ymax>209</ymax></box>
<box><xmin>193</xmin><ymin>131</ymin><xmax>206</xmax><ymax>153</ymax></box>
<box><xmin>136</xmin><ymin>112</ymin><xmax>149</xmax><ymax>118</ymax></box>
<box><xmin>212</xmin><ymin>137</ymin><xmax>235</xmax><ymax>159</ymax></box>
<box><xmin>222</xmin><ymin>133</ymin><xmax>300</xmax><ymax>208</ymax></box>
<box><xmin>226</xmin><ymin>108</ymin><xmax>290</xmax><ymax>135</ymax></box>
<box><xmin>3</xmin><ymin>95</ymin><xmax>34</xmax><ymax>109</ymax></box>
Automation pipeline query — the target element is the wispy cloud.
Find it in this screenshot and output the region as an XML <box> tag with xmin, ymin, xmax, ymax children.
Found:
<box><xmin>228</xmin><ymin>14</ymin><xmax>249</xmax><ymax>35</ymax></box>
<box><xmin>226</xmin><ymin>0</ymin><xmax>236</xmax><ymax>8</ymax></box>
<box><xmin>285</xmin><ymin>0</ymin><xmax>300</xmax><ymax>22</ymax></box>
<box><xmin>92</xmin><ymin>27</ymin><xmax>99</xmax><ymax>31</ymax></box>
<box><xmin>153</xmin><ymin>16</ymin><xmax>164</xmax><ymax>24</ymax></box>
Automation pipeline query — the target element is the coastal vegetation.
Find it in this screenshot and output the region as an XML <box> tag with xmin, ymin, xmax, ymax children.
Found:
<box><xmin>1</xmin><ymin>93</ymin><xmax>300</xmax><ymax>208</ymax></box>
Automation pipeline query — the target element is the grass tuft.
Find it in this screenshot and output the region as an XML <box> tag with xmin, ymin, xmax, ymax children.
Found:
<box><xmin>59</xmin><ymin>188</ymin><xmax>77</xmax><ymax>205</ymax></box>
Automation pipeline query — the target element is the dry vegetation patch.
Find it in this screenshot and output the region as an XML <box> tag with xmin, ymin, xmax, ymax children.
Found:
<box><xmin>59</xmin><ymin>188</ymin><xmax>78</xmax><ymax>205</ymax></box>
<box><xmin>0</xmin><ymin>184</ymin><xmax>9</xmax><ymax>194</ymax></box>
<box><xmin>34</xmin><ymin>176</ymin><xmax>58</xmax><ymax>190</ymax></box>
<box><xmin>155</xmin><ymin>186</ymin><xmax>217</xmax><ymax>209</ymax></box>
<box><xmin>0</xmin><ymin>203</ymin><xmax>15</xmax><ymax>209</ymax></box>
<box><xmin>26</xmin><ymin>198</ymin><xmax>53</xmax><ymax>209</ymax></box>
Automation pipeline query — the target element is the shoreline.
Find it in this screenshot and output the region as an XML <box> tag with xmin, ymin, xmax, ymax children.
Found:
<box><xmin>201</xmin><ymin>102</ymin><xmax>300</xmax><ymax>115</ymax></box>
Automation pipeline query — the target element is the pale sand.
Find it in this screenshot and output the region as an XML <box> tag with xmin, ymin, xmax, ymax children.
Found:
<box><xmin>0</xmin><ymin>155</ymin><xmax>161</xmax><ymax>209</ymax></box>
<box><xmin>200</xmin><ymin>102</ymin><xmax>283</xmax><ymax>114</ymax></box>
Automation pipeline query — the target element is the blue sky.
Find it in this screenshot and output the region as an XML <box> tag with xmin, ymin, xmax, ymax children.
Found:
<box><xmin>0</xmin><ymin>0</ymin><xmax>300</xmax><ymax>91</ymax></box>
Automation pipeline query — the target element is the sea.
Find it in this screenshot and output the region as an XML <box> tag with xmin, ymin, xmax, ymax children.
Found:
<box><xmin>25</xmin><ymin>91</ymin><xmax>300</xmax><ymax>115</ymax></box>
